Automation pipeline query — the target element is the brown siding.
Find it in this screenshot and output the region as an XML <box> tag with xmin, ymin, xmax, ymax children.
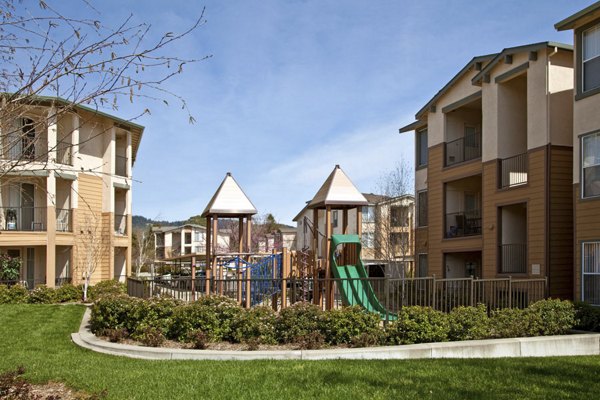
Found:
<box><xmin>548</xmin><ymin>146</ymin><xmax>573</xmax><ymax>299</ymax></box>
<box><xmin>574</xmin><ymin>184</ymin><xmax>600</xmax><ymax>300</ymax></box>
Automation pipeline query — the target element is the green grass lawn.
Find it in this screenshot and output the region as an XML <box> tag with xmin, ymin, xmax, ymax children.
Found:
<box><xmin>1</xmin><ymin>304</ymin><xmax>599</xmax><ymax>400</ymax></box>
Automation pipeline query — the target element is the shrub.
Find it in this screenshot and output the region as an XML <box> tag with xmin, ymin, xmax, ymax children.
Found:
<box><xmin>448</xmin><ymin>304</ymin><xmax>491</xmax><ymax>341</ymax></box>
<box><xmin>90</xmin><ymin>295</ymin><xmax>137</xmax><ymax>334</ymax></box>
<box><xmin>88</xmin><ymin>280</ymin><xmax>126</xmax><ymax>301</ymax></box>
<box><xmin>294</xmin><ymin>331</ymin><xmax>326</xmax><ymax>350</ymax></box>
<box><xmin>386</xmin><ymin>306</ymin><xmax>450</xmax><ymax>345</ymax></box>
<box><xmin>0</xmin><ymin>284</ymin><xmax>28</xmax><ymax>304</ymax></box>
<box><xmin>527</xmin><ymin>299</ymin><xmax>576</xmax><ymax>336</ymax></box>
<box><xmin>104</xmin><ymin>328</ymin><xmax>128</xmax><ymax>343</ymax></box>
<box><xmin>489</xmin><ymin>307</ymin><xmax>532</xmax><ymax>338</ymax></box>
<box><xmin>169</xmin><ymin>303</ymin><xmax>227</xmax><ymax>342</ymax></box>
<box><xmin>138</xmin><ymin>326</ymin><xmax>165</xmax><ymax>347</ymax></box>
<box><xmin>194</xmin><ymin>296</ymin><xmax>243</xmax><ymax>341</ymax></box>
<box><xmin>27</xmin><ymin>285</ymin><xmax>57</xmax><ymax>304</ymax></box>
<box><xmin>129</xmin><ymin>297</ymin><xmax>180</xmax><ymax>339</ymax></box>
<box><xmin>318</xmin><ymin>306</ymin><xmax>381</xmax><ymax>345</ymax></box>
<box><xmin>574</xmin><ymin>301</ymin><xmax>600</xmax><ymax>332</ymax></box>
<box><xmin>350</xmin><ymin>331</ymin><xmax>386</xmax><ymax>348</ymax></box>
<box><xmin>55</xmin><ymin>283</ymin><xmax>83</xmax><ymax>303</ymax></box>
<box><xmin>188</xmin><ymin>329</ymin><xmax>210</xmax><ymax>349</ymax></box>
<box><xmin>276</xmin><ymin>302</ymin><xmax>323</xmax><ymax>344</ymax></box>
<box><xmin>231</xmin><ymin>306</ymin><xmax>277</xmax><ymax>345</ymax></box>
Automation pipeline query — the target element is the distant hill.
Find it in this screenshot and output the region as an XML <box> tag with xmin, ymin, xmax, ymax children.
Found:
<box><xmin>132</xmin><ymin>215</ymin><xmax>206</xmax><ymax>232</ymax></box>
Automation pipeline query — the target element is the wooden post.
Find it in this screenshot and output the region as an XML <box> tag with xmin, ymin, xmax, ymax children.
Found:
<box><xmin>282</xmin><ymin>247</ymin><xmax>288</xmax><ymax>309</ymax></box>
<box><xmin>237</xmin><ymin>217</ymin><xmax>244</xmax><ymax>304</ymax></box>
<box><xmin>191</xmin><ymin>255</ymin><xmax>196</xmax><ymax>302</ymax></box>
<box><xmin>325</xmin><ymin>206</ymin><xmax>333</xmax><ymax>310</ymax></box>
<box><xmin>272</xmin><ymin>249</ymin><xmax>278</xmax><ymax>311</ymax></box>
<box><xmin>312</xmin><ymin>208</ymin><xmax>319</xmax><ymax>305</ymax></box>
<box><xmin>212</xmin><ymin>216</ymin><xmax>219</xmax><ymax>295</ymax></box>
<box><xmin>205</xmin><ymin>216</ymin><xmax>212</xmax><ymax>295</ymax></box>
<box><xmin>245</xmin><ymin>265</ymin><xmax>251</xmax><ymax>309</ymax></box>
<box><xmin>356</xmin><ymin>206</ymin><xmax>363</xmax><ymax>236</ymax></box>
<box><xmin>245</xmin><ymin>215</ymin><xmax>252</xmax><ymax>309</ymax></box>
<box><xmin>342</xmin><ymin>209</ymin><xmax>349</xmax><ymax>234</ymax></box>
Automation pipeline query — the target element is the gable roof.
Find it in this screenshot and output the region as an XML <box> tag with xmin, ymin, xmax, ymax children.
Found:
<box><xmin>308</xmin><ymin>165</ymin><xmax>368</xmax><ymax>209</ymax></box>
<box><xmin>555</xmin><ymin>2</ymin><xmax>600</xmax><ymax>31</ymax></box>
<box><xmin>201</xmin><ymin>172</ymin><xmax>258</xmax><ymax>217</ymax></box>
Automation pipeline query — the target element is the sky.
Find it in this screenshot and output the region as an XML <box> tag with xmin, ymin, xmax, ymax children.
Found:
<box><xmin>63</xmin><ymin>0</ymin><xmax>592</xmax><ymax>224</ymax></box>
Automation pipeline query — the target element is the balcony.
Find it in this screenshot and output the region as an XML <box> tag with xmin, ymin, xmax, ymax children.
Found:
<box><xmin>115</xmin><ymin>155</ymin><xmax>127</xmax><ymax>177</ymax></box>
<box><xmin>56</xmin><ymin>208</ymin><xmax>72</xmax><ymax>232</ymax></box>
<box><xmin>499</xmin><ymin>243</ymin><xmax>527</xmax><ymax>274</ymax></box>
<box><xmin>445</xmin><ymin>211</ymin><xmax>482</xmax><ymax>238</ymax></box>
<box><xmin>0</xmin><ymin>206</ymin><xmax>47</xmax><ymax>231</ymax></box>
<box><xmin>445</xmin><ymin>133</ymin><xmax>481</xmax><ymax>166</ymax></box>
<box><xmin>499</xmin><ymin>153</ymin><xmax>528</xmax><ymax>188</ymax></box>
<box><xmin>114</xmin><ymin>214</ymin><xmax>127</xmax><ymax>235</ymax></box>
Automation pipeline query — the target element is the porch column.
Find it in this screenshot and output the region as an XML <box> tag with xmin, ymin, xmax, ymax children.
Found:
<box><xmin>46</xmin><ymin>172</ymin><xmax>56</xmax><ymax>287</ymax></box>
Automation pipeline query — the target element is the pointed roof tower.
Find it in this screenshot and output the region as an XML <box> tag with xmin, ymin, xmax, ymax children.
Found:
<box><xmin>308</xmin><ymin>165</ymin><xmax>368</xmax><ymax>209</ymax></box>
<box><xmin>201</xmin><ymin>172</ymin><xmax>258</xmax><ymax>217</ymax></box>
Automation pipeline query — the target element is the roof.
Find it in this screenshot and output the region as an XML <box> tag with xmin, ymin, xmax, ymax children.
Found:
<box><xmin>472</xmin><ymin>42</ymin><xmax>572</xmax><ymax>84</ymax></box>
<box><xmin>201</xmin><ymin>173</ymin><xmax>258</xmax><ymax>217</ymax></box>
<box><xmin>362</xmin><ymin>193</ymin><xmax>390</xmax><ymax>204</ymax></box>
<box><xmin>308</xmin><ymin>165</ymin><xmax>368</xmax><ymax>209</ymax></box>
<box><xmin>152</xmin><ymin>224</ymin><xmax>207</xmax><ymax>234</ymax></box>
<box><xmin>376</xmin><ymin>193</ymin><xmax>415</xmax><ymax>206</ymax></box>
<box><xmin>2</xmin><ymin>94</ymin><xmax>145</xmax><ymax>164</ymax></box>
<box><xmin>292</xmin><ymin>202</ymin><xmax>310</xmax><ymax>222</ymax></box>
<box><xmin>555</xmin><ymin>2</ymin><xmax>600</xmax><ymax>31</ymax></box>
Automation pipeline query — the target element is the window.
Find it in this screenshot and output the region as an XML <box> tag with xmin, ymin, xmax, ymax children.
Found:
<box><xmin>362</xmin><ymin>206</ymin><xmax>375</xmax><ymax>223</ymax></box>
<box><xmin>390</xmin><ymin>232</ymin><xmax>409</xmax><ymax>248</ymax></box>
<box><xmin>417</xmin><ymin>191</ymin><xmax>428</xmax><ymax>227</ymax></box>
<box><xmin>390</xmin><ymin>206</ymin><xmax>409</xmax><ymax>227</ymax></box>
<box><xmin>582</xmin><ymin>242</ymin><xmax>600</xmax><ymax>305</ymax></box>
<box><xmin>582</xmin><ymin>132</ymin><xmax>600</xmax><ymax>198</ymax></box>
<box><xmin>194</xmin><ymin>231</ymin><xmax>202</xmax><ymax>242</ymax></box>
<box><xmin>184</xmin><ymin>232</ymin><xmax>192</xmax><ymax>244</ymax></box>
<box><xmin>583</xmin><ymin>24</ymin><xmax>600</xmax><ymax>93</ymax></box>
<box><xmin>361</xmin><ymin>232</ymin><xmax>374</xmax><ymax>248</ymax></box>
<box><xmin>332</xmin><ymin>210</ymin><xmax>338</xmax><ymax>228</ymax></box>
<box><xmin>418</xmin><ymin>254</ymin><xmax>428</xmax><ymax>277</ymax></box>
<box><xmin>417</xmin><ymin>128</ymin><xmax>428</xmax><ymax>167</ymax></box>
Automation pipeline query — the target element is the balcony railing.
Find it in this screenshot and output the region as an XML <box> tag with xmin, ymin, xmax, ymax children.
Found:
<box><xmin>56</xmin><ymin>142</ymin><xmax>72</xmax><ymax>165</ymax></box>
<box><xmin>445</xmin><ymin>133</ymin><xmax>481</xmax><ymax>166</ymax></box>
<box><xmin>114</xmin><ymin>214</ymin><xmax>127</xmax><ymax>235</ymax></box>
<box><xmin>115</xmin><ymin>155</ymin><xmax>127</xmax><ymax>177</ymax></box>
<box><xmin>0</xmin><ymin>206</ymin><xmax>47</xmax><ymax>231</ymax></box>
<box><xmin>56</xmin><ymin>208</ymin><xmax>72</xmax><ymax>232</ymax></box>
<box><xmin>499</xmin><ymin>153</ymin><xmax>528</xmax><ymax>188</ymax></box>
<box><xmin>445</xmin><ymin>210</ymin><xmax>481</xmax><ymax>238</ymax></box>
<box><xmin>499</xmin><ymin>243</ymin><xmax>527</xmax><ymax>274</ymax></box>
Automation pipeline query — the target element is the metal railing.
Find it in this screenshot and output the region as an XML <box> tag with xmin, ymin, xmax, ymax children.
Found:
<box><xmin>445</xmin><ymin>133</ymin><xmax>481</xmax><ymax>166</ymax></box>
<box><xmin>499</xmin><ymin>243</ymin><xmax>527</xmax><ymax>274</ymax></box>
<box><xmin>56</xmin><ymin>208</ymin><xmax>72</xmax><ymax>232</ymax></box>
<box><xmin>499</xmin><ymin>153</ymin><xmax>528</xmax><ymax>188</ymax></box>
<box><xmin>114</xmin><ymin>214</ymin><xmax>127</xmax><ymax>235</ymax></box>
<box><xmin>115</xmin><ymin>155</ymin><xmax>128</xmax><ymax>177</ymax></box>
<box><xmin>445</xmin><ymin>210</ymin><xmax>482</xmax><ymax>238</ymax></box>
<box><xmin>0</xmin><ymin>206</ymin><xmax>47</xmax><ymax>231</ymax></box>
<box><xmin>127</xmin><ymin>275</ymin><xmax>547</xmax><ymax>316</ymax></box>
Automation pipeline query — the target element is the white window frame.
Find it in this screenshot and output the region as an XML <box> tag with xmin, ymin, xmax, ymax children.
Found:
<box><xmin>581</xmin><ymin>132</ymin><xmax>600</xmax><ymax>199</ymax></box>
<box><xmin>582</xmin><ymin>241</ymin><xmax>600</xmax><ymax>306</ymax></box>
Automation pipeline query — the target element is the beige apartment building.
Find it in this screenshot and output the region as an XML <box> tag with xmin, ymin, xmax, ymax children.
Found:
<box><xmin>153</xmin><ymin>224</ymin><xmax>230</xmax><ymax>260</ymax></box>
<box><xmin>400</xmin><ymin>42</ymin><xmax>575</xmax><ymax>298</ymax></box>
<box><xmin>556</xmin><ymin>2</ymin><xmax>600</xmax><ymax>305</ymax></box>
<box><xmin>0</xmin><ymin>97</ymin><xmax>140</xmax><ymax>287</ymax></box>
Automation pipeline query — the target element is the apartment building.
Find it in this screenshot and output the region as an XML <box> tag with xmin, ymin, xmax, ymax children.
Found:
<box><xmin>400</xmin><ymin>42</ymin><xmax>574</xmax><ymax>298</ymax></box>
<box><xmin>153</xmin><ymin>224</ymin><xmax>229</xmax><ymax>260</ymax></box>
<box><xmin>257</xmin><ymin>226</ymin><xmax>297</xmax><ymax>252</ymax></box>
<box><xmin>556</xmin><ymin>2</ymin><xmax>600</xmax><ymax>305</ymax></box>
<box><xmin>0</xmin><ymin>97</ymin><xmax>140</xmax><ymax>287</ymax></box>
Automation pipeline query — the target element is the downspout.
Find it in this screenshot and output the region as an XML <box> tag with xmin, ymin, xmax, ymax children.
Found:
<box><xmin>545</xmin><ymin>46</ymin><xmax>558</xmax><ymax>295</ymax></box>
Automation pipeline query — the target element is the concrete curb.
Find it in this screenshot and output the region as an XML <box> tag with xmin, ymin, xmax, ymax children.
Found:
<box><xmin>72</xmin><ymin>307</ymin><xmax>600</xmax><ymax>361</ymax></box>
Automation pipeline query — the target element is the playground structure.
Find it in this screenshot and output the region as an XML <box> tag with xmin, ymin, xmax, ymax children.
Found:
<box><xmin>130</xmin><ymin>167</ymin><xmax>549</xmax><ymax>315</ymax></box>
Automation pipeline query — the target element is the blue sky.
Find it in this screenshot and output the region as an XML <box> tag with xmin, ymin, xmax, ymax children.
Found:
<box><xmin>80</xmin><ymin>0</ymin><xmax>590</xmax><ymax>224</ymax></box>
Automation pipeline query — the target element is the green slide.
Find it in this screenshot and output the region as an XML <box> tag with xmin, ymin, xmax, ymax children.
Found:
<box><xmin>330</xmin><ymin>234</ymin><xmax>396</xmax><ymax>320</ymax></box>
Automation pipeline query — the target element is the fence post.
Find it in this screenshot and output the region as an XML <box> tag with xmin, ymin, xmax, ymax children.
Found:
<box><xmin>245</xmin><ymin>266</ymin><xmax>251</xmax><ymax>309</ymax></box>
<box><xmin>432</xmin><ymin>274</ymin><xmax>437</xmax><ymax>310</ymax></box>
<box><xmin>470</xmin><ymin>276</ymin><xmax>474</xmax><ymax>307</ymax></box>
<box><xmin>508</xmin><ymin>276</ymin><xmax>512</xmax><ymax>309</ymax></box>
<box><xmin>281</xmin><ymin>248</ymin><xmax>288</xmax><ymax>309</ymax></box>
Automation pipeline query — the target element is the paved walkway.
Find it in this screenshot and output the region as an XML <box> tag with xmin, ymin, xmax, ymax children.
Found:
<box><xmin>71</xmin><ymin>307</ymin><xmax>600</xmax><ymax>361</ymax></box>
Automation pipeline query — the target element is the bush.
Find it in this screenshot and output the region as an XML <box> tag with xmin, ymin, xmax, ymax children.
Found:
<box><xmin>188</xmin><ymin>329</ymin><xmax>210</xmax><ymax>349</ymax></box>
<box><xmin>194</xmin><ymin>296</ymin><xmax>243</xmax><ymax>341</ymax></box>
<box><xmin>574</xmin><ymin>301</ymin><xmax>600</xmax><ymax>332</ymax></box>
<box><xmin>169</xmin><ymin>302</ymin><xmax>233</xmax><ymax>342</ymax></box>
<box><xmin>27</xmin><ymin>285</ymin><xmax>57</xmax><ymax>304</ymax></box>
<box><xmin>527</xmin><ymin>299</ymin><xmax>576</xmax><ymax>336</ymax></box>
<box><xmin>129</xmin><ymin>297</ymin><xmax>180</xmax><ymax>339</ymax></box>
<box><xmin>104</xmin><ymin>328</ymin><xmax>128</xmax><ymax>343</ymax></box>
<box><xmin>489</xmin><ymin>307</ymin><xmax>532</xmax><ymax>338</ymax></box>
<box><xmin>90</xmin><ymin>295</ymin><xmax>137</xmax><ymax>334</ymax></box>
<box><xmin>231</xmin><ymin>306</ymin><xmax>277</xmax><ymax>345</ymax></box>
<box><xmin>0</xmin><ymin>284</ymin><xmax>28</xmax><ymax>304</ymax></box>
<box><xmin>88</xmin><ymin>280</ymin><xmax>126</xmax><ymax>301</ymax></box>
<box><xmin>350</xmin><ymin>331</ymin><xmax>386</xmax><ymax>348</ymax></box>
<box><xmin>276</xmin><ymin>302</ymin><xmax>323</xmax><ymax>344</ymax></box>
<box><xmin>55</xmin><ymin>283</ymin><xmax>83</xmax><ymax>303</ymax></box>
<box><xmin>294</xmin><ymin>331</ymin><xmax>326</xmax><ymax>350</ymax></box>
<box><xmin>318</xmin><ymin>306</ymin><xmax>381</xmax><ymax>345</ymax></box>
<box><xmin>138</xmin><ymin>326</ymin><xmax>166</xmax><ymax>347</ymax></box>
<box><xmin>386</xmin><ymin>306</ymin><xmax>450</xmax><ymax>345</ymax></box>
<box><xmin>448</xmin><ymin>304</ymin><xmax>491</xmax><ymax>341</ymax></box>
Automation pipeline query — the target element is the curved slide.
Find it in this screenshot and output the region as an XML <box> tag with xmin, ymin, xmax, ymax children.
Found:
<box><xmin>330</xmin><ymin>234</ymin><xmax>396</xmax><ymax>320</ymax></box>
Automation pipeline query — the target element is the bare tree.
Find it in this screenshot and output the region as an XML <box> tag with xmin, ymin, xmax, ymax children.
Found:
<box><xmin>373</xmin><ymin>160</ymin><xmax>415</xmax><ymax>278</ymax></box>
<box><xmin>132</xmin><ymin>225</ymin><xmax>154</xmax><ymax>276</ymax></box>
<box><xmin>0</xmin><ymin>0</ymin><xmax>208</xmax><ymax>177</ymax></box>
<box><xmin>77</xmin><ymin>213</ymin><xmax>103</xmax><ymax>301</ymax></box>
